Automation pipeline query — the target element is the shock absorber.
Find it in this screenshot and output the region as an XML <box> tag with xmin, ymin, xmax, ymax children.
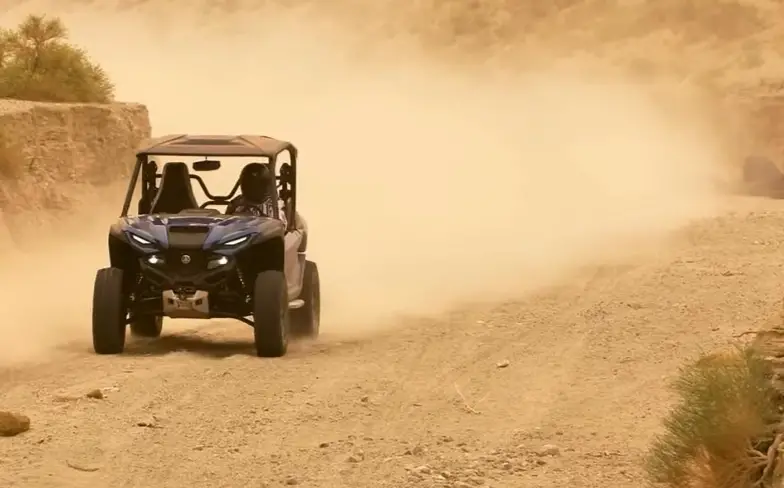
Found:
<box><xmin>236</xmin><ymin>268</ymin><xmax>251</xmax><ymax>303</ymax></box>
<box><xmin>237</xmin><ymin>268</ymin><xmax>246</xmax><ymax>289</ymax></box>
<box><xmin>129</xmin><ymin>273</ymin><xmax>144</xmax><ymax>303</ymax></box>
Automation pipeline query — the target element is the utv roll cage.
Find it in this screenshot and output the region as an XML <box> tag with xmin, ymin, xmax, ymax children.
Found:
<box><xmin>122</xmin><ymin>134</ymin><xmax>298</xmax><ymax>231</ymax></box>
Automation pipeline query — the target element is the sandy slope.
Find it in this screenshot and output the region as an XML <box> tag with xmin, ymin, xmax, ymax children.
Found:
<box><xmin>1</xmin><ymin>2</ymin><xmax>781</xmax><ymax>487</ymax></box>
<box><xmin>2</xmin><ymin>196</ymin><xmax>784</xmax><ymax>488</ymax></box>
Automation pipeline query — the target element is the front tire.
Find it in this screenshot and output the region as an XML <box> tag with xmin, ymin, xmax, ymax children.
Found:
<box><xmin>92</xmin><ymin>267</ymin><xmax>127</xmax><ymax>354</ymax></box>
<box><xmin>130</xmin><ymin>316</ymin><xmax>163</xmax><ymax>338</ymax></box>
<box><xmin>291</xmin><ymin>260</ymin><xmax>320</xmax><ymax>338</ymax></box>
<box><xmin>253</xmin><ymin>270</ymin><xmax>289</xmax><ymax>357</ymax></box>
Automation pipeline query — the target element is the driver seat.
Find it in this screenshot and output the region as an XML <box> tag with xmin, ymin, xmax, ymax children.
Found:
<box><xmin>150</xmin><ymin>162</ymin><xmax>199</xmax><ymax>214</ymax></box>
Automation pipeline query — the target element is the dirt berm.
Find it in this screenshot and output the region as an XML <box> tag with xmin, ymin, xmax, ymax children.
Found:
<box><xmin>0</xmin><ymin>99</ymin><xmax>150</xmax><ymax>250</ymax></box>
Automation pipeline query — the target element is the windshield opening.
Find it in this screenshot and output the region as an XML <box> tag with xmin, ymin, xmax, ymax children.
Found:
<box><xmin>149</xmin><ymin>155</ymin><xmax>268</xmax><ymax>208</ymax></box>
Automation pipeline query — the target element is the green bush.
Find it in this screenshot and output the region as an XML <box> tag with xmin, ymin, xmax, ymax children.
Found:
<box><xmin>0</xmin><ymin>14</ymin><xmax>114</xmax><ymax>103</ymax></box>
<box><xmin>645</xmin><ymin>346</ymin><xmax>783</xmax><ymax>488</ymax></box>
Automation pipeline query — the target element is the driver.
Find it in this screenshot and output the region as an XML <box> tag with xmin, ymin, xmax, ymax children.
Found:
<box><xmin>226</xmin><ymin>163</ymin><xmax>276</xmax><ymax>218</ymax></box>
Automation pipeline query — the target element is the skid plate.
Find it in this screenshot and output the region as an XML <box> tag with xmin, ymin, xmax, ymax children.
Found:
<box><xmin>162</xmin><ymin>290</ymin><xmax>210</xmax><ymax>318</ymax></box>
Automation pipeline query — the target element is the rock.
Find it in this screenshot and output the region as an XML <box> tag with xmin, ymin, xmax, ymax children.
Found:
<box><xmin>405</xmin><ymin>444</ymin><xmax>425</xmax><ymax>456</ymax></box>
<box><xmin>136</xmin><ymin>416</ymin><xmax>161</xmax><ymax>428</ymax></box>
<box><xmin>454</xmin><ymin>482</ymin><xmax>473</xmax><ymax>488</ymax></box>
<box><xmin>346</xmin><ymin>450</ymin><xmax>365</xmax><ymax>463</ymax></box>
<box><xmin>284</xmin><ymin>476</ymin><xmax>299</xmax><ymax>485</ymax></box>
<box><xmin>85</xmin><ymin>389</ymin><xmax>104</xmax><ymax>399</ymax></box>
<box><xmin>318</xmin><ymin>442</ymin><xmax>329</xmax><ymax>448</ymax></box>
<box><xmin>535</xmin><ymin>444</ymin><xmax>560</xmax><ymax>457</ymax></box>
<box><xmin>413</xmin><ymin>465</ymin><xmax>432</xmax><ymax>475</ymax></box>
<box><xmin>0</xmin><ymin>411</ymin><xmax>30</xmax><ymax>437</ymax></box>
<box><xmin>496</xmin><ymin>360</ymin><xmax>510</xmax><ymax>369</ymax></box>
<box><xmin>0</xmin><ymin>101</ymin><xmax>150</xmax><ymax>249</ymax></box>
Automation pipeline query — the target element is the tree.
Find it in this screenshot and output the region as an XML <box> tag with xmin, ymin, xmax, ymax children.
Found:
<box><xmin>0</xmin><ymin>14</ymin><xmax>114</xmax><ymax>103</ymax></box>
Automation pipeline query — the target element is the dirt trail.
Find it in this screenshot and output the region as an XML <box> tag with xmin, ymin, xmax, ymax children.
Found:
<box><xmin>0</xmin><ymin>2</ymin><xmax>772</xmax><ymax>487</ymax></box>
<box><xmin>2</xmin><ymin>196</ymin><xmax>783</xmax><ymax>488</ymax></box>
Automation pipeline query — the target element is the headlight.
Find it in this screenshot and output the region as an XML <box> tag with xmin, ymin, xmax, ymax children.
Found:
<box><xmin>146</xmin><ymin>254</ymin><xmax>164</xmax><ymax>265</ymax></box>
<box><xmin>223</xmin><ymin>235</ymin><xmax>250</xmax><ymax>246</ymax></box>
<box><xmin>207</xmin><ymin>256</ymin><xmax>229</xmax><ymax>269</ymax></box>
<box><xmin>129</xmin><ymin>233</ymin><xmax>153</xmax><ymax>246</ymax></box>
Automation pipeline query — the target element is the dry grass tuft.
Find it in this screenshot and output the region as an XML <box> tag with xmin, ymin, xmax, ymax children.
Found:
<box><xmin>645</xmin><ymin>346</ymin><xmax>783</xmax><ymax>488</ymax></box>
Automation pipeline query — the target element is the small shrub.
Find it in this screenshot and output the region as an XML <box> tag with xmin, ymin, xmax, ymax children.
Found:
<box><xmin>645</xmin><ymin>346</ymin><xmax>783</xmax><ymax>488</ymax></box>
<box><xmin>0</xmin><ymin>14</ymin><xmax>114</xmax><ymax>103</ymax></box>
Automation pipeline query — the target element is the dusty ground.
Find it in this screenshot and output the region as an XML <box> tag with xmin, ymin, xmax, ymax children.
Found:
<box><xmin>2</xmin><ymin>196</ymin><xmax>783</xmax><ymax>488</ymax></box>
<box><xmin>2</xmin><ymin>1</ymin><xmax>784</xmax><ymax>487</ymax></box>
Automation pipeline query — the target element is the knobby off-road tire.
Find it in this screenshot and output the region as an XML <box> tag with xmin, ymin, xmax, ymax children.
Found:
<box><xmin>253</xmin><ymin>270</ymin><xmax>289</xmax><ymax>358</ymax></box>
<box><xmin>291</xmin><ymin>260</ymin><xmax>320</xmax><ymax>338</ymax></box>
<box><xmin>92</xmin><ymin>267</ymin><xmax>127</xmax><ymax>354</ymax></box>
<box><xmin>130</xmin><ymin>316</ymin><xmax>163</xmax><ymax>338</ymax></box>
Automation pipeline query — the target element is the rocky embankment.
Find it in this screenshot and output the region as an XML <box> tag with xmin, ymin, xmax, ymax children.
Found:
<box><xmin>0</xmin><ymin>99</ymin><xmax>150</xmax><ymax>249</ymax></box>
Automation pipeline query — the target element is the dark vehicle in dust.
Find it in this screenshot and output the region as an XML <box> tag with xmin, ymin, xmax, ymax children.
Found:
<box><xmin>92</xmin><ymin>134</ymin><xmax>319</xmax><ymax>358</ymax></box>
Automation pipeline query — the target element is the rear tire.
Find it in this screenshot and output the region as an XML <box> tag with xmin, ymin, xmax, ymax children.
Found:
<box><xmin>92</xmin><ymin>267</ymin><xmax>127</xmax><ymax>354</ymax></box>
<box><xmin>253</xmin><ymin>270</ymin><xmax>289</xmax><ymax>358</ymax></box>
<box><xmin>291</xmin><ymin>260</ymin><xmax>320</xmax><ymax>338</ymax></box>
<box><xmin>130</xmin><ymin>316</ymin><xmax>163</xmax><ymax>338</ymax></box>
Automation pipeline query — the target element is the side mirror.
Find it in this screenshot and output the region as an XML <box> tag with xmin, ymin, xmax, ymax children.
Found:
<box><xmin>193</xmin><ymin>159</ymin><xmax>221</xmax><ymax>171</ymax></box>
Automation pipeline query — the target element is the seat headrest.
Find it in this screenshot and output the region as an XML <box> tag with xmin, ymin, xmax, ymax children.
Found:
<box><xmin>161</xmin><ymin>162</ymin><xmax>189</xmax><ymax>178</ymax></box>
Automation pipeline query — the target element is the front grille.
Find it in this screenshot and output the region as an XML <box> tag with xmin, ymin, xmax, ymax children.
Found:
<box><xmin>162</xmin><ymin>251</ymin><xmax>207</xmax><ymax>277</ymax></box>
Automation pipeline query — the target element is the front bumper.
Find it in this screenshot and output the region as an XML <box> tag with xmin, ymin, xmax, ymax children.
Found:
<box><xmin>139</xmin><ymin>251</ymin><xmax>235</xmax><ymax>291</ymax></box>
<box><xmin>131</xmin><ymin>252</ymin><xmax>249</xmax><ymax>319</ymax></box>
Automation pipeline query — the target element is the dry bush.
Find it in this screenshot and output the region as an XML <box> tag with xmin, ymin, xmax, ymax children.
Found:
<box><xmin>0</xmin><ymin>14</ymin><xmax>114</xmax><ymax>103</ymax></box>
<box><xmin>645</xmin><ymin>347</ymin><xmax>783</xmax><ymax>488</ymax></box>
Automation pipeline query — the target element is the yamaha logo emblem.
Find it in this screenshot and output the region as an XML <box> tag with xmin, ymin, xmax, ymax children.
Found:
<box><xmin>181</xmin><ymin>254</ymin><xmax>191</xmax><ymax>264</ymax></box>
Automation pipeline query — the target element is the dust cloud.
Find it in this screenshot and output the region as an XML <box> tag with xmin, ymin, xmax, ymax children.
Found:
<box><xmin>0</xmin><ymin>1</ymin><xmax>727</xmax><ymax>362</ymax></box>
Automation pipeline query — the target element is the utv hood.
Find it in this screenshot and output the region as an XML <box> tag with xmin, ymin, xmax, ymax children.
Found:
<box><xmin>117</xmin><ymin>214</ymin><xmax>284</xmax><ymax>250</ymax></box>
